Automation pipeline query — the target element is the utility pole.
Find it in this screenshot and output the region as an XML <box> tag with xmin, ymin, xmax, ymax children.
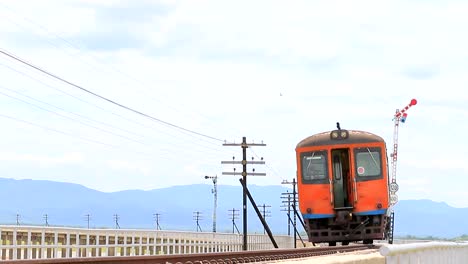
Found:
<box><xmin>256</xmin><ymin>204</ymin><xmax>271</xmax><ymax>234</ymax></box>
<box><xmin>282</xmin><ymin>178</ymin><xmax>298</xmax><ymax>248</ymax></box>
<box><xmin>153</xmin><ymin>213</ymin><xmax>162</xmax><ymax>230</ymax></box>
<box><xmin>228</xmin><ymin>208</ymin><xmax>240</xmax><ymax>234</ymax></box>
<box><xmin>113</xmin><ymin>214</ymin><xmax>120</xmax><ymax>229</ymax></box>
<box><xmin>43</xmin><ymin>214</ymin><xmax>49</xmax><ymax>227</ymax></box>
<box><xmin>222</xmin><ymin>137</ymin><xmax>266</xmax><ymax>251</ymax></box>
<box><xmin>193</xmin><ymin>211</ymin><xmax>203</xmax><ymax>232</ymax></box>
<box><xmin>84</xmin><ymin>214</ymin><xmax>91</xmax><ymax>229</ymax></box>
<box><xmin>280</xmin><ymin>191</ymin><xmax>293</xmax><ymax>236</ymax></box>
<box><xmin>16</xmin><ymin>213</ymin><xmax>21</xmax><ymax>226</ymax></box>
<box><xmin>204</xmin><ymin>175</ymin><xmax>218</xmax><ymax>233</ymax></box>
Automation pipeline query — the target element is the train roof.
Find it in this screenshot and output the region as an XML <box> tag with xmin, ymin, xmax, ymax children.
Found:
<box><xmin>296</xmin><ymin>130</ymin><xmax>385</xmax><ymax>148</ymax></box>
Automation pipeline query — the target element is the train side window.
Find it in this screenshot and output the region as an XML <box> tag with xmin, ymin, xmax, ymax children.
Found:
<box><xmin>354</xmin><ymin>147</ymin><xmax>383</xmax><ymax>181</ymax></box>
<box><xmin>301</xmin><ymin>151</ymin><xmax>329</xmax><ymax>184</ymax></box>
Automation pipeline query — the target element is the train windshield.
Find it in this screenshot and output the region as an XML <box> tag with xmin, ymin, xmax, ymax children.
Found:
<box><xmin>301</xmin><ymin>151</ymin><xmax>328</xmax><ymax>184</ymax></box>
<box><xmin>354</xmin><ymin>147</ymin><xmax>382</xmax><ymax>180</ymax></box>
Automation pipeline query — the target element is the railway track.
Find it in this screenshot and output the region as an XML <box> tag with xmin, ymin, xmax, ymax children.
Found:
<box><xmin>3</xmin><ymin>244</ymin><xmax>378</xmax><ymax>264</ymax></box>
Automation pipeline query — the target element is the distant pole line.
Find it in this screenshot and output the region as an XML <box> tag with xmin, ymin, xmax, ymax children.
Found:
<box><xmin>153</xmin><ymin>213</ymin><xmax>162</xmax><ymax>230</ymax></box>
<box><xmin>113</xmin><ymin>214</ymin><xmax>120</xmax><ymax>229</ymax></box>
<box><xmin>281</xmin><ymin>179</ymin><xmax>298</xmax><ymax>248</ymax></box>
<box><xmin>43</xmin><ymin>214</ymin><xmax>49</xmax><ymax>227</ymax></box>
<box><xmin>16</xmin><ymin>213</ymin><xmax>20</xmax><ymax>226</ymax></box>
<box><xmin>280</xmin><ymin>191</ymin><xmax>292</xmax><ymax>236</ymax></box>
<box><xmin>228</xmin><ymin>208</ymin><xmax>240</xmax><ymax>234</ymax></box>
<box><xmin>256</xmin><ymin>203</ymin><xmax>271</xmax><ymax>234</ymax></box>
<box><xmin>286</xmin><ymin>209</ymin><xmax>306</xmax><ymax>247</ymax></box>
<box><xmin>84</xmin><ymin>214</ymin><xmax>91</xmax><ymax>229</ymax></box>
<box><xmin>193</xmin><ymin>211</ymin><xmax>203</xmax><ymax>232</ymax></box>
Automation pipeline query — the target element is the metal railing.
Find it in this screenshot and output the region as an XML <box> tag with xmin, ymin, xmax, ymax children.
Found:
<box><xmin>0</xmin><ymin>225</ymin><xmax>293</xmax><ymax>260</ymax></box>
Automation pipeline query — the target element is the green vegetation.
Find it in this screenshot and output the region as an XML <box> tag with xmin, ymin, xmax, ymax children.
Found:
<box><xmin>453</xmin><ymin>234</ymin><xmax>468</xmax><ymax>241</ymax></box>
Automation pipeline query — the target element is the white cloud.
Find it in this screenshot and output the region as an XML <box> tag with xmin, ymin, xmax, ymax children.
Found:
<box><xmin>0</xmin><ymin>0</ymin><xmax>468</xmax><ymax>206</ymax></box>
<box><xmin>0</xmin><ymin>1</ymin><xmax>97</xmax><ymax>38</ymax></box>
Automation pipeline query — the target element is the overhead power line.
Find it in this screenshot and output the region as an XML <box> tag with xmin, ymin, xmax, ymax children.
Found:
<box><xmin>0</xmin><ymin>48</ymin><xmax>224</xmax><ymax>142</ymax></box>
<box><xmin>0</xmin><ymin>87</ymin><xmax>225</xmax><ymax>160</ymax></box>
<box><xmin>0</xmin><ymin>6</ymin><xmax>288</xmax><ymax>172</ymax></box>
<box><xmin>0</xmin><ymin>89</ymin><xmax>151</xmax><ymax>147</ymax></box>
<box><xmin>0</xmin><ymin>62</ymin><xmax>226</xmax><ymax>155</ymax></box>
<box><xmin>0</xmin><ymin>113</ymin><xmax>162</xmax><ymax>158</ymax></box>
<box><xmin>0</xmin><ymin>2</ymin><xmax>242</xmax><ymax>141</ymax></box>
<box><xmin>248</xmin><ymin>148</ymin><xmax>283</xmax><ymax>181</ymax></box>
<box><xmin>0</xmin><ymin>70</ymin><xmax>146</xmax><ymax>139</ymax></box>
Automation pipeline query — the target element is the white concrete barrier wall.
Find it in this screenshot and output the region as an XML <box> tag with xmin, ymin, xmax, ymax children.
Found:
<box><xmin>0</xmin><ymin>225</ymin><xmax>293</xmax><ymax>260</ymax></box>
<box><xmin>380</xmin><ymin>241</ymin><xmax>468</xmax><ymax>264</ymax></box>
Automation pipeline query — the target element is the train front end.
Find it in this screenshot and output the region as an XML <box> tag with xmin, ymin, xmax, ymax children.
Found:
<box><xmin>296</xmin><ymin>128</ymin><xmax>390</xmax><ymax>245</ymax></box>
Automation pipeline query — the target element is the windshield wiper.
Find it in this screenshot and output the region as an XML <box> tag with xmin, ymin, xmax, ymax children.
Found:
<box><xmin>367</xmin><ymin>148</ymin><xmax>379</xmax><ymax>168</ymax></box>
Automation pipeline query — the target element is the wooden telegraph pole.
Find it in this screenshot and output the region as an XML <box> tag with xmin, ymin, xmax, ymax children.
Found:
<box><xmin>222</xmin><ymin>137</ymin><xmax>266</xmax><ymax>251</ymax></box>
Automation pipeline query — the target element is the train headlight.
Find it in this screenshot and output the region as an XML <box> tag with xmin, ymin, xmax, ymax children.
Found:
<box><xmin>340</xmin><ymin>130</ymin><xmax>348</xmax><ymax>139</ymax></box>
<box><xmin>307</xmin><ymin>208</ymin><xmax>312</xmax><ymax>213</ymax></box>
<box><xmin>331</xmin><ymin>131</ymin><xmax>339</xmax><ymax>139</ymax></box>
<box><xmin>330</xmin><ymin>129</ymin><xmax>349</xmax><ymax>140</ymax></box>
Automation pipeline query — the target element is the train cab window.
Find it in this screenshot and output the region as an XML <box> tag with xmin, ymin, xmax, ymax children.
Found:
<box><xmin>354</xmin><ymin>147</ymin><xmax>382</xmax><ymax>181</ymax></box>
<box><xmin>301</xmin><ymin>151</ymin><xmax>329</xmax><ymax>184</ymax></box>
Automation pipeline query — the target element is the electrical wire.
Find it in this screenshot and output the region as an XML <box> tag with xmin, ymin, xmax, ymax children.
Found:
<box><xmin>0</xmin><ymin>83</ymin><xmax>147</xmax><ymax>139</ymax></box>
<box><xmin>249</xmin><ymin>148</ymin><xmax>285</xmax><ymax>182</ymax></box>
<box><xmin>0</xmin><ymin>3</ymin><xmax>239</xmax><ymax>141</ymax></box>
<box><xmin>0</xmin><ymin>113</ymin><xmax>163</xmax><ymax>159</ymax></box>
<box><xmin>0</xmin><ymin>89</ymin><xmax>158</xmax><ymax>148</ymax></box>
<box><xmin>0</xmin><ymin>48</ymin><xmax>225</xmax><ymax>142</ymax></box>
<box><xmin>0</xmin><ymin>6</ymin><xmax>277</xmax><ymax>172</ymax></box>
<box><xmin>0</xmin><ymin>91</ymin><xmax>226</xmax><ymax>162</ymax></box>
<box><xmin>0</xmin><ymin>61</ymin><xmax>228</xmax><ymax>154</ymax></box>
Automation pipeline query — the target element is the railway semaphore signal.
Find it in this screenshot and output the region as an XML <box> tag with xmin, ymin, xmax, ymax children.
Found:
<box><xmin>390</xmin><ymin>99</ymin><xmax>417</xmax><ymax>206</ymax></box>
<box><xmin>387</xmin><ymin>98</ymin><xmax>417</xmax><ymax>244</ymax></box>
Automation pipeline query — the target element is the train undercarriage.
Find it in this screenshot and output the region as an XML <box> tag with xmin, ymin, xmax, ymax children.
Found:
<box><xmin>304</xmin><ymin>210</ymin><xmax>389</xmax><ymax>246</ymax></box>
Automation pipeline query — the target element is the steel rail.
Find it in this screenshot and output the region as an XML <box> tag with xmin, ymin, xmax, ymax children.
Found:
<box><xmin>1</xmin><ymin>244</ymin><xmax>378</xmax><ymax>264</ymax></box>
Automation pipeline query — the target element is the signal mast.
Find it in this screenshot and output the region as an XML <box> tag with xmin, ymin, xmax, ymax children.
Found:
<box><xmin>387</xmin><ymin>98</ymin><xmax>417</xmax><ymax>244</ymax></box>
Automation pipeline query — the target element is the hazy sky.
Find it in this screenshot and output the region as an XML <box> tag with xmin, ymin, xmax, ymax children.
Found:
<box><xmin>0</xmin><ymin>1</ymin><xmax>466</xmax><ymax>207</ymax></box>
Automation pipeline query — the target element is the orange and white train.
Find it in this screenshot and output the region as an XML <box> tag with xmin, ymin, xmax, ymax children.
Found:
<box><xmin>295</xmin><ymin>125</ymin><xmax>390</xmax><ymax>245</ymax></box>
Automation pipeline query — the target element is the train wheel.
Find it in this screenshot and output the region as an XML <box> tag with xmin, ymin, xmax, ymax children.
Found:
<box><xmin>363</xmin><ymin>239</ymin><xmax>373</xmax><ymax>245</ymax></box>
<box><xmin>328</xmin><ymin>242</ymin><xmax>337</xmax><ymax>246</ymax></box>
<box><xmin>342</xmin><ymin>241</ymin><xmax>349</xmax><ymax>246</ymax></box>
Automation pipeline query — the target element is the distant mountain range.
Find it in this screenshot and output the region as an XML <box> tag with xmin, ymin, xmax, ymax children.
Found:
<box><xmin>0</xmin><ymin>177</ymin><xmax>466</xmax><ymax>238</ymax></box>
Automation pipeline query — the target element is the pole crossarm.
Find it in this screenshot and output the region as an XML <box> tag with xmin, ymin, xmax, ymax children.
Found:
<box><xmin>221</xmin><ymin>161</ymin><xmax>266</xmax><ymax>165</ymax></box>
<box><xmin>222</xmin><ymin>172</ymin><xmax>267</xmax><ymax>176</ymax></box>
<box><xmin>221</xmin><ymin>137</ymin><xmax>266</xmax><ymax>251</ymax></box>
<box><xmin>222</xmin><ymin>143</ymin><xmax>266</xmax><ymax>147</ymax></box>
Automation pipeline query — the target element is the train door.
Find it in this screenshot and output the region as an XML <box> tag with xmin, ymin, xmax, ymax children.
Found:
<box><xmin>331</xmin><ymin>149</ymin><xmax>352</xmax><ymax>209</ymax></box>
